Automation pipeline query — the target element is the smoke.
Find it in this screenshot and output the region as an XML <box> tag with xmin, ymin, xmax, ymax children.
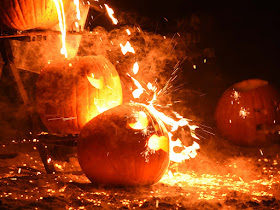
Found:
<box><xmin>77</xmin><ymin>25</ymin><xmax>190</xmax><ymax>103</ymax></box>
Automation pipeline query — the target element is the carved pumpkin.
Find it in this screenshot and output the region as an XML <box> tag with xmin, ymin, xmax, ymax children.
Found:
<box><xmin>36</xmin><ymin>55</ymin><xmax>122</xmax><ymax>135</ymax></box>
<box><xmin>215</xmin><ymin>79</ymin><xmax>280</xmax><ymax>146</ymax></box>
<box><xmin>0</xmin><ymin>0</ymin><xmax>71</xmax><ymax>31</ymax></box>
<box><xmin>77</xmin><ymin>103</ymin><xmax>170</xmax><ymax>186</ymax></box>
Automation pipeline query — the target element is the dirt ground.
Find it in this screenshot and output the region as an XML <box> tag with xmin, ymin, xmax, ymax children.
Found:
<box><xmin>1</xmin><ymin>130</ymin><xmax>280</xmax><ymax>209</ymax></box>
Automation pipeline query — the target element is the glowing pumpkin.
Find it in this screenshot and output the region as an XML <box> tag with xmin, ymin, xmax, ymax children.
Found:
<box><xmin>0</xmin><ymin>0</ymin><xmax>71</xmax><ymax>31</ymax></box>
<box><xmin>36</xmin><ymin>55</ymin><xmax>122</xmax><ymax>135</ymax></box>
<box><xmin>77</xmin><ymin>103</ymin><xmax>170</xmax><ymax>186</ymax></box>
<box><xmin>215</xmin><ymin>79</ymin><xmax>280</xmax><ymax>146</ymax></box>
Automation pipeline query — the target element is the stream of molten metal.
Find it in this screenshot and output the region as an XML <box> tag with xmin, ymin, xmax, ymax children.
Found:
<box><xmin>53</xmin><ymin>0</ymin><xmax>67</xmax><ymax>58</ymax></box>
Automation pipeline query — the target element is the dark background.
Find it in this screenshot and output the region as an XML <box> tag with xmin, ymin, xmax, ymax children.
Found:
<box><xmin>104</xmin><ymin>0</ymin><xmax>280</xmax><ymax>126</ymax></box>
<box><xmin>110</xmin><ymin>0</ymin><xmax>280</xmax><ymax>86</ymax></box>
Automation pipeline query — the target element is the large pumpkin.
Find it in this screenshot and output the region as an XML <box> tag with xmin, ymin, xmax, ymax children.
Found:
<box><xmin>77</xmin><ymin>103</ymin><xmax>170</xmax><ymax>186</ymax></box>
<box><xmin>36</xmin><ymin>55</ymin><xmax>122</xmax><ymax>135</ymax></box>
<box><xmin>215</xmin><ymin>79</ymin><xmax>280</xmax><ymax>146</ymax></box>
<box><xmin>0</xmin><ymin>0</ymin><xmax>71</xmax><ymax>31</ymax></box>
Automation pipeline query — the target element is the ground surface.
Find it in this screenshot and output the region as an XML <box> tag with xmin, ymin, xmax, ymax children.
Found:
<box><xmin>1</xmin><ymin>132</ymin><xmax>280</xmax><ymax>209</ymax></box>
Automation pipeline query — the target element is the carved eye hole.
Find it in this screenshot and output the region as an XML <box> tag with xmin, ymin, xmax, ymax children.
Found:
<box><xmin>87</xmin><ymin>73</ymin><xmax>104</xmax><ymax>89</ymax></box>
<box><xmin>147</xmin><ymin>134</ymin><xmax>169</xmax><ymax>152</ymax></box>
<box><xmin>128</xmin><ymin>111</ymin><xmax>149</xmax><ymax>130</ymax></box>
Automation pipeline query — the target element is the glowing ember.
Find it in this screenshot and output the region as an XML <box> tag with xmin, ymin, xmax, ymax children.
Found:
<box><xmin>53</xmin><ymin>0</ymin><xmax>67</xmax><ymax>58</ymax></box>
<box><xmin>120</xmin><ymin>41</ymin><xmax>135</xmax><ymax>55</ymax></box>
<box><xmin>132</xmin><ymin>62</ymin><xmax>139</xmax><ymax>74</ymax></box>
<box><xmin>104</xmin><ymin>4</ymin><xmax>118</xmax><ymax>25</ymax></box>
<box><xmin>126</xmin><ymin>29</ymin><xmax>131</xmax><ymax>35</ymax></box>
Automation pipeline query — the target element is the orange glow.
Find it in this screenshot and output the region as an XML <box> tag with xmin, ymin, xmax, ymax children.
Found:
<box><xmin>104</xmin><ymin>4</ymin><xmax>118</xmax><ymax>25</ymax></box>
<box><xmin>147</xmin><ymin>134</ymin><xmax>169</xmax><ymax>153</ymax></box>
<box><xmin>53</xmin><ymin>0</ymin><xmax>67</xmax><ymax>58</ymax></box>
<box><xmin>120</xmin><ymin>41</ymin><xmax>135</xmax><ymax>55</ymax></box>
<box><xmin>128</xmin><ymin>111</ymin><xmax>148</xmax><ymax>130</ymax></box>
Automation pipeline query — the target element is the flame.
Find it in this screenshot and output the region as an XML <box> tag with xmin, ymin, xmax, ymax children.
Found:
<box><xmin>87</xmin><ymin>73</ymin><xmax>104</xmax><ymax>89</ymax></box>
<box><xmin>147</xmin><ymin>135</ymin><xmax>169</xmax><ymax>153</ymax></box>
<box><xmin>132</xmin><ymin>62</ymin><xmax>139</xmax><ymax>74</ymax></box>
<box><xmin>53</xmin><ymin>0</ymin><xmax>67</xmax><ymax>58</ymax></box>
<box><xmin>127</xmin><ymin>59</ymin><xmax>200</xmax><ymax>163</ymax></box>
<box><xmin>104</xmin><ymin>4</ymin><xmax>118</xmax><ymax>25</ymax></box>
<box><xmin>130</xmin><ymin>76</ymin><xmax>144</xmax><ymax>98</ymax></box>
<box><xmin>169</xmin><ymin>133</ymin><xmax>200</xmax><ymax>162</ymax></box>
<box><xmin>120</xmin><ymin>41</ymin><xmax>135</xmax><ymax>55</ymax></box>
<box><xmin>146</xmin><ymin>103</ymin><xmax>200</xmax><ymax>162</ymax></box>
<box><xmin>128</xmin><ymin>111</ymin><xmax>149</xmax><ymax>130</ymax></box>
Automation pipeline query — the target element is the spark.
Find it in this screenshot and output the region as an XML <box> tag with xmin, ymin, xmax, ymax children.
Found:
<box><xmin>104</xmin><ymin>4</ymin><xmax>118</xmax><ymax>25</ymax></box>
<box><xmin>120</xmin><ymin>41</ymin><xmax>135</xmax><ymax>55</ymax></box>
<box><xmin>53</xmin><ymin>0</ymin><xmax>67</xmax><ymax>58</ymax></box>
<box><xmin>132</xmin><ymin>62</ymin><xmax>139</xmax><ymax>74</ymax></box>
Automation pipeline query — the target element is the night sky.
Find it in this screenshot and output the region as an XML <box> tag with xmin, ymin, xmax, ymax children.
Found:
<box><xmin>110</xmin><ymin>0</ymin><xmax>280</xmax><ymax>87</ymax></box>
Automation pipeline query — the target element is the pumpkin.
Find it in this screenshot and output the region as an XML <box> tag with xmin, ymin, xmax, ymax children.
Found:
<box><xmin>215</xmin><ymin>78</ymin><xmax>280</xmax><ymax>146</ymax></box>
<box><xmin>77</xmin><ymin>103</ymin><xmax>170</xmax><ymax>186</ymax></box>
<box><xmin>36</xmin><ymin>55</ymin><xmax>122</xmax><ymax>135</ymax></box>
<box><xmin>0</xmin><ymin>0</ymin><xmax>71</xmax><ymax>31</ymax></box>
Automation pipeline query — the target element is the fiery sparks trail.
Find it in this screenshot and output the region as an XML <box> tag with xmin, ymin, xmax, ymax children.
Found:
<box><xmin>104</xmin><ymin>4</ymin><xmax>118</xmax><ymax>25</ymax></box>
<box><xmin>53</xmin><ymin>0</ymin><xmax>67</xmax><ymax>58</ymax></box>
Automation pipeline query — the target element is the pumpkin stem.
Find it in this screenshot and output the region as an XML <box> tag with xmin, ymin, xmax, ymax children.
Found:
<box><xmin>233</xmin><ymin>79</ymin><xmax>268</xmax><ymax>92</ymax></box>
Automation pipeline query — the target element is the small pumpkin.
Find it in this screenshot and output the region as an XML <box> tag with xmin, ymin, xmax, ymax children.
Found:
<box><xmin>36</xmin><ymin>55</ymin><xmax>122</xmax><ymax>135</ymax></box>
<box><xmin>215</xmin><ymin>79</ymin><xmax>280</xmax><ymax>146</ymax></box>
<box><xmin>0</xmin><ymin>0</ymin><xmax>71</xmax><ymax>31</ymax></box>
<box><xmin>77</xmin><ymin>103</ymin><xmax>170</xmax><ymax>186</ymax></box>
